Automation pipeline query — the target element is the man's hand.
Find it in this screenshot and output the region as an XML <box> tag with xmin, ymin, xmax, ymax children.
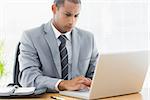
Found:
<box><xmin>58</xmin><ymin>76</ymin><xmax>92</xmax><ymax>91</ymax></box>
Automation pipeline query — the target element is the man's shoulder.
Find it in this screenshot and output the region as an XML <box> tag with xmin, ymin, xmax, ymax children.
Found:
<box><xmin>23</xmin><ymin>24</ymin><xmax>45</xmax><ymax>36</ymax></box>
<box><xmin>74</xmin><ymin>27</ymin><xmax>94</xmax><ymax>39</ymax></box>
<box><xmin>75</xmin><ymin>27</ymin><xmax>93</xmax><ymax>35</ymax></box>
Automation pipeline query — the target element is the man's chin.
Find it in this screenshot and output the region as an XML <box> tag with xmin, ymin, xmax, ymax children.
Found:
<box><xmin>66</xmin><ymin>27</ymin><xmax>73</xmax><ymax>32</ymax></box>
<box><xmin>62</xmin><ymin>27</ymin><xmax>73</xmax><ymax>33</ymax></box>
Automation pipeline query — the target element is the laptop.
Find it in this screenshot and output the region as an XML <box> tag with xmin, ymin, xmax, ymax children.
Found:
<box><xmin>59</xmin><ymin>50</ymin><xmax>149</xmax><ymax>99</ymax></box>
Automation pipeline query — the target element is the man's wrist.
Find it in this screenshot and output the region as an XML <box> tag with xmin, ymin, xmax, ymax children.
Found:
<box><xmin>58</xmin><ymin>80</ymin><xmax>67</xmax><ymax>91</ymax></box>
<box><xmin>55</xmin><ymin>79</ymin><xmax>62</xmax><ymax>91</ymax></box>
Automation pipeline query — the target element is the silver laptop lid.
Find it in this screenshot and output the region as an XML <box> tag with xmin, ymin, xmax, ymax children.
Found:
<box><xmin>89</xmin><ymin>51</ymin><xmax>149</xmax><ymax>99</ymax></box>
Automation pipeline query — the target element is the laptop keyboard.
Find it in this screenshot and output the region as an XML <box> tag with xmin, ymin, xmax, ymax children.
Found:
<box><xmin>79</xmin><ymin>88</ymin><xmax>90</xmax><ymax>92</ymax></box>
<box><xmin>59</xmin><ymin>88</ymin><xmax>90</xmax><ymax>99</ymax></box>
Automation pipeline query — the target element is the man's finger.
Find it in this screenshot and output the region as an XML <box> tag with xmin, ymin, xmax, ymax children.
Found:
<box><xmin>77</xmin><ymin>78</ymin><xmax>91</xmax><ymax>86</ymax></box>
<box><xmin>79</xmin><ymin>84</ymin><xmax>88</xmax><ymax>90</ymax></box>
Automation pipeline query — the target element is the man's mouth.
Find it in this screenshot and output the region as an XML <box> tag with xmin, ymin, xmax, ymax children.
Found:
<box><xmin>67</xmin><ymin>26</ymin><xmax>73</xmax><ymax>29</ymax></box>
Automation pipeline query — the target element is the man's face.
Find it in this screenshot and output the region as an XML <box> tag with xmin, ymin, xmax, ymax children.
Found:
<box><xmin>52</xmin><ymin>0</ymin><xmax>81</xmax><ymax>33</ymax></box>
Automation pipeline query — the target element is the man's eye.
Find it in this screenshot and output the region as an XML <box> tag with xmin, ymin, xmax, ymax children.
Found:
<box><xmin>75</xmin><ymin>15</ymin><xmax>79</xmax><ymax>18</ymax></box>
<box><xmin>65</xmin><ymin>14</ymin><xmax>71</xmax><ymax>17</ymax></box>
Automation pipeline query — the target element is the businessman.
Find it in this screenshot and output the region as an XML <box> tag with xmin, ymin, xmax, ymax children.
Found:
<box><xmin>19</xmin><ymin>0</ymin><xmax>99</xmax><ymax>92</ymax></box>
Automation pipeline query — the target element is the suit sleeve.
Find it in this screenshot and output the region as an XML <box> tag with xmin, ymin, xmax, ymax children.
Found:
<box><xmin>18</xmin><ymin>31</ymin><xmax>59</xmax><ymax>92</ymax></box>
<box><xmin>85</xmin><ymin>34</ymin><xmax>99</xmax><ymax>79</ymax></box>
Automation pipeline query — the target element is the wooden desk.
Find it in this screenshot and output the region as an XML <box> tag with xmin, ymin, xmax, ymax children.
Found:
<box><xmin>0</xmin><ymin>88</ymin><xmax>149</xmax><ymax>100</ymax></box>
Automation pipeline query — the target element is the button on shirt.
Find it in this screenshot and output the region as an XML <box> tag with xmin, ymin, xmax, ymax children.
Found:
<box><xmin>51</xmin><ymin>22</ymin><xmax>72</xmax><ymax>91</ymax></box>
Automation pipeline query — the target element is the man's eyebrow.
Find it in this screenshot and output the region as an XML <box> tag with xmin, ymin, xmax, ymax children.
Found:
<box><xmin>75</xmin><ymin>13</ymin><xmax>80</xmax><ymax>16</ymax></box>
<box><xmin>65</xmin><ymin>11</ymin><xmax>80</xmax><ymax>15</ymax></box>
<box><xmin>65</xmin><ymin>11</ymin><xmax>72</xmax><ymax>14</ymax></box>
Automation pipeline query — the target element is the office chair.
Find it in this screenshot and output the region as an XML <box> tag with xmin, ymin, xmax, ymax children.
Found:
<box><xmin>8</xmin><ymin>42</ymin><xmax>21</xmax><ymax>87</ymax></box>
<box><xmin>13</xmin><ymin>42</ymin><xmax>21</xmax><ymax>87</ymax></box>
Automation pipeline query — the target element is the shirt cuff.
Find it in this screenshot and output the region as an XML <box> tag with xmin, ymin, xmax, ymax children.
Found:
<box><xmin>55</xmin><ymin>79</ymin><xmax>63</xmax><ymax>91</ymax></box>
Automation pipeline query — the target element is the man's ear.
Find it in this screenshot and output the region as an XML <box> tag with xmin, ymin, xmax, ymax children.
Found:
<box><xmin>52</xmin><ymin>4</ymin><xmax>57</xmax><ymax>14</ymax></box>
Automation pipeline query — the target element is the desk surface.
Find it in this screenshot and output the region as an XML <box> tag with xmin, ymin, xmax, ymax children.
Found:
<box><xmin>0</xmin><ymin>88</ymin><xmax>149</xmax><ymax>100</ymax></box>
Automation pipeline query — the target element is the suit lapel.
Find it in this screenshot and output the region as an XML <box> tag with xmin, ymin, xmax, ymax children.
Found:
<box><xmin>71</xmin><ymin>28</ymin><xmax>81</xmax><ymax>76</ymax></box>
<box><xmin>43</xmin><ymin>22</ymin><xmax>61</xmax><ymax>78</ymax></box>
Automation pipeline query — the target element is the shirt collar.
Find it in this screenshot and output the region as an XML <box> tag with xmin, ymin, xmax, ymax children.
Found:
<box><xmin>51</xmin><ymin>21</ymin><xmax>71</xmax><ymax>41</ymax></box>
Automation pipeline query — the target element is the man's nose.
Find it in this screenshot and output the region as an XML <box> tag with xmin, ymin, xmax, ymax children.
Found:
<box><xmin>69</xmin><ymin>17</ymin><xmax>75</xmax><ymax>24</ymax></box>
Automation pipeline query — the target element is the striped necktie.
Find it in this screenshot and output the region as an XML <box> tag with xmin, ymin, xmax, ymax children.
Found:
<box><xmin>58</xmin><ymin>35</ymin><xmax>68</xmax><ymax>80</ymax></box>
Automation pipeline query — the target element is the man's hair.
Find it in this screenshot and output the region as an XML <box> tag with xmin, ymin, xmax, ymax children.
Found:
<box><xmin>54</xmin><ymin>0</ymin><xmax>81</xmax><ymax>8</ymax></box>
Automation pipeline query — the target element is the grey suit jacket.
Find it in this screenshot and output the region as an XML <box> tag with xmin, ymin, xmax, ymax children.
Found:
<box><xmin>18</xmin><ymin>21</ymin><xmax>99</xmax><ymax>92</ymax></box>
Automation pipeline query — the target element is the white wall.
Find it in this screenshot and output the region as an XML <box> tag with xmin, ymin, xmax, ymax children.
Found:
<box><xmin>0</xmin><ymin>0</ymin><xmax>149</xmax><ymax>88</ymax></box>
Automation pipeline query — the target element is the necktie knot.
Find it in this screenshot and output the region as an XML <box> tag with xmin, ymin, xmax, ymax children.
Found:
<box><xmin>58</xmin><ymin>35</ymin><xmax>67</xmax><ymax>44</ymax></box>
